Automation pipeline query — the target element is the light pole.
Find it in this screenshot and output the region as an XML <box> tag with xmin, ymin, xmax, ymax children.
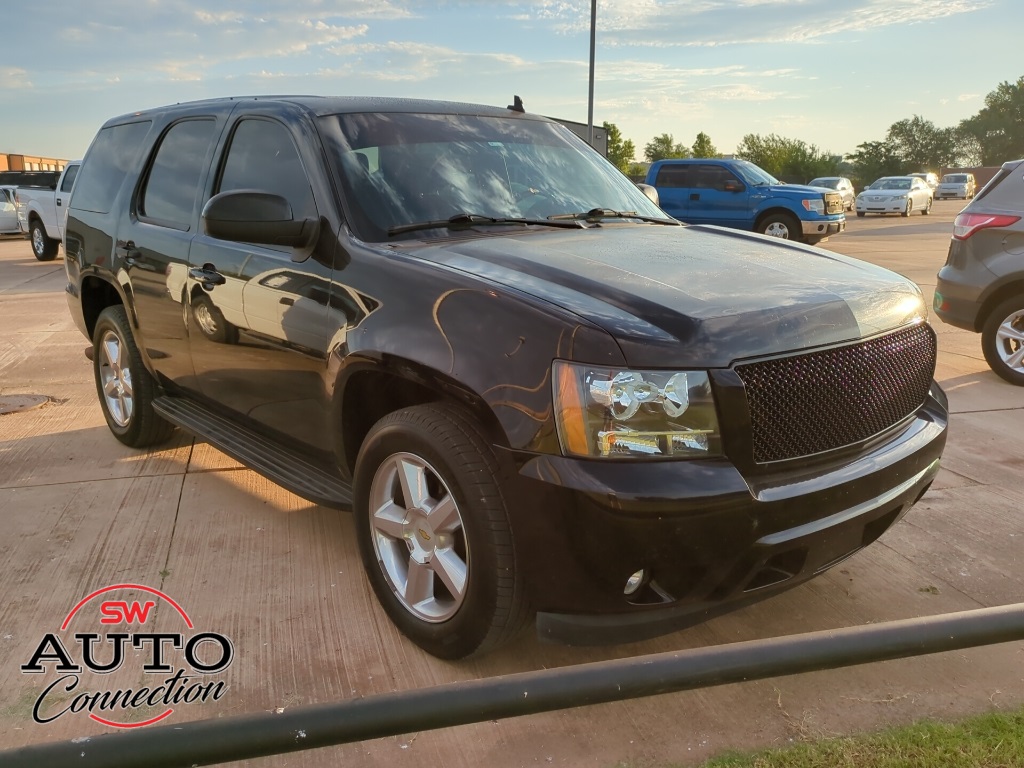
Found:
<box><xmin>587</xmin><ymin>0</ymin><xmax>596</xmax><ymax>145</ymax></box>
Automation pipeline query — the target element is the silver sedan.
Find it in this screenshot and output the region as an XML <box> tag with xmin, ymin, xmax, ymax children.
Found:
<box><xmin>855</xmin><ymin>176</ymin><xmax>933</xmax><ymax>217</ymax></box>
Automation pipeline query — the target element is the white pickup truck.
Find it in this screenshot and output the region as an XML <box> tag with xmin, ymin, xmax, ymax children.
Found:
<box><xmin>16</xmin><ymin>161</ymin><xmax>80</xmax><ymax>261</ymax></box>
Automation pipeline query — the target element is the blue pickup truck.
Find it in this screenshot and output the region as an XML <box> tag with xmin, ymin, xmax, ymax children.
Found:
<box><xmin>646</xmin><ymin>158</ymin><xmax>846</xmax><ymax>245</ymax></box>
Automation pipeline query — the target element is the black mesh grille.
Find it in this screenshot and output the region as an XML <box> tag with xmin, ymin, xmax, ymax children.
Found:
<box><xmin>734</xmin><ymin>324</ymin><xmax>936</xmax><ymax>463</ymax></box>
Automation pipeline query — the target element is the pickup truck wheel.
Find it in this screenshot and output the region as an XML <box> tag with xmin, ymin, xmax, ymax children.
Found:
<box><xmin>902</xmin><ymin>200</ymin><xmax>913</xmax><ymax>217</ymax></box>
<box><xmin>92</xmin><ymin>306</ymin><xmax>175</xmax><ymax>447</ymax></box>
<box><xmin>981</xmin><ymin>297</ymin><xmax>1024</xmax><ymax>386</ymax></box>
<box><xmin>353</xmin><ymin>403</ymin><xmax>530</xmax><ymax>659</ymax></box>
<box><xmin>30</xmin><ymin>220</ymin><xmax>59</xmax><ymax>261</ymax></box>
<box><xmin>759</xmin><ymin>213</ymin><xmax>799</xmax><ymax>241</ymax></box>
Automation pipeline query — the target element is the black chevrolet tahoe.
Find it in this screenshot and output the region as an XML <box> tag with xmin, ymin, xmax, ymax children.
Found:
<box><xmin>64</xmin><ymin>96</ymin><xmax>948</xmax><ymax>659</ymax></box>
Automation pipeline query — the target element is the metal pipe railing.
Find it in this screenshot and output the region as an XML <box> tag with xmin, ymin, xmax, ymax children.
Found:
<box><xmin>4</xmin><ymin>603</ymin><xmax>1024</xmax><ymax>768</ymax></box>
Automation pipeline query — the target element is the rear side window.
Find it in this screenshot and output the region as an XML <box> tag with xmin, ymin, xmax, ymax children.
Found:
<box><xmin>217</xmin><ymin>118</ymin><xmax>316</xmax><ymax>220</ymax></box>
<box><xmin>71</xmin><ymin>121</ymin><xmax>152</xmax><ymax>214</ymax></box>
<box><xmin>973</xmin><ymin>164</ymin><xmax>1022</xmax><ymax>206</ymax></box>
<box><xmin>59</xmin><ymin>165</ymin><xmax>79</xmax><ymax>193</ymax></box>
<box><xmin>140</xmin><ymin>119</ymin><xmax>217</xmax><ymax>229</ymax></box>
<box><xmin>654</xmin><ymin>165</ymin><xmax>693</xmax><ymax>188</ymax></box>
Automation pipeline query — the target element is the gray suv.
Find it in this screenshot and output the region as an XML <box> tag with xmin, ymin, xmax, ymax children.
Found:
<box><xmin>935</xmin><ymin>159</ymin><xmax>1024</xmax><ymax>384</ymax></box>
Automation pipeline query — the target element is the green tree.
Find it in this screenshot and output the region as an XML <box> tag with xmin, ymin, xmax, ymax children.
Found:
<box><xmin>603</xmin><ymin>121</ymin><xmax>636</xmax><ymax>174</ymax></box>
<box><xmin>644</xmin><ymin>133</ymin><xmax>689</xmax><ymax>162</ymax></box>
<box><xmin>885</xmin><ymin>115</ymin><xmax>961</xmax><ymax>171</ymax></box>
<box><xmin>961</xmin><ymin>76</ymin><xmax>1024</xmax><ymax>165</ymax></box>
<box><xmin>735</xmin><ymin>133</ymin><xmax>839</xmax><ymax>182</ymax></box>
<box><xmin>691</xmin><ymin>132</ymin><xmax>718</xmax><ymax>158</ymax></box>
<box><xmin>847</xmin><ymin>140</ymin><xmax>904</xmax><ymax>188</ymax></box>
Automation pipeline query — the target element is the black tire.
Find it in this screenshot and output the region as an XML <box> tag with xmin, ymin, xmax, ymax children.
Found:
<box><xmin>30</xmin><ymin>220</ymin><xmax>59</xmax><ymax>261</ymax></box>
<box><xmin>191</xmin><ymin>293</ymin><xmax>238</xmax><ymax>344</ymax></box>
<box><xmin>902</xmin><ymin>199</ymin><xmax>913</xmax><ymax>217</ymax></box>
<box><xmin>353</xmin><ymin>403</ymin><xmax>530</xmax><ymax>659</ymax></box>
<box><xmin>92</xmin><ymin>305</ymin><xmax>176</xmax><ymax>446</ymax></box>
<box><xmin>981</xmin><ymin>296</ymin><xmax>1024</xmax><ymax>386</ymax></box>
<box><xmin>921</xmin><ymin>197</ymin><xmax>932</xmax><ymax>215</ymax></box>
<box><xmin>856</xmin><ymin>211</ymin><xmax>866</xmax><ymax>218</ymax></box>
<box><xmin>758</xmin><ymin>213</ymin><xmax>800</xmax><ymax>241</ymax></box>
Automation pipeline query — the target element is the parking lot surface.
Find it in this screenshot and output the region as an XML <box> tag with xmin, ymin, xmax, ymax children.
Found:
<box><xmin>1</xmin><ymin>198</ymin><xmax>1022</xmax><ymax>766</ymax></box>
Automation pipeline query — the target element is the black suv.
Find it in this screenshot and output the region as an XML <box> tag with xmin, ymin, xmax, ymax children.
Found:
<box><xmin>64</xmin><ymin>96</ymin><xmax>948</xmax><ymax>658</ymax></box>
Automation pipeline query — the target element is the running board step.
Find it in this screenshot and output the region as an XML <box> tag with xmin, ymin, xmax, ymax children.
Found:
<box><xmin>153</xmin><ymin>395</ymin><xmax>353</xmax><ymax>510</ymax></box>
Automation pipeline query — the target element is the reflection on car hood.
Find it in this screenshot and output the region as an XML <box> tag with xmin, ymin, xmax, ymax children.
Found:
<box><xmin>408</xmin><ymin>225</ymin><xmax>926</xmax><ymax>368</ymax></box>
<box><xmin>765</xmin><ymin>183</ymin><xmax>836</xmax><ymax>198</ymax></box>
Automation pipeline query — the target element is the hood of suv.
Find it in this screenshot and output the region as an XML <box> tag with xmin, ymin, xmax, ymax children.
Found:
<box><xmin>407</xmin><ymin>224</ymin><xmax>927</xmax><ymax>368</ymax></box>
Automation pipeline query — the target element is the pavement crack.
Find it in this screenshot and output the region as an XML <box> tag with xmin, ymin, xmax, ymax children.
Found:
<box><xmin>159</xmin><ymin>439</ymin><xmax>195</xmax><ymax>590</ymax></box>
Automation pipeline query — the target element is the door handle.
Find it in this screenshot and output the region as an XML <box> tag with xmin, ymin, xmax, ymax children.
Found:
<box><xmin>189</xmin><ymin>265</ymin><xmax>226</xmax><ymax>287</ymax></box>
<box><xmin>279</xmin><ymin>297</ymin><xmax>295</xmax><ymax>306</ymax></box>
<box><xmin>690</xmin><ymin>193</ymin><xmax>700</xmax><ymax>201</ymax></box>
<box><xmin>56</xmin><ymin>199</ymin><xmax>62</xmax><ymax>207</ymax></box>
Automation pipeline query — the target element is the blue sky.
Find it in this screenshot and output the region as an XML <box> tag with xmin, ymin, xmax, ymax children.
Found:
<box><xmin>2</xmin><ymin>0</ymin><xmax>1020</xmax><ymax>162</ymax></box>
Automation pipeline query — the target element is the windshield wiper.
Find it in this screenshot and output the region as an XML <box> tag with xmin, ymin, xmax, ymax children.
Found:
<box><xmin>547</xmin><ymin>208</ymin><xmax>680</xmax><ymax>225</ymax></box>
<box><xmin>388</xmin><ymin>212</ymin><xmax>584</xmax><ymax>236</ymax></box>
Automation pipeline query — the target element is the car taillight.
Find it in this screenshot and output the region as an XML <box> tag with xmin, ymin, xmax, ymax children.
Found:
<box><xmin>952</xmin><ymin>212</ymin><xmax>1021</xmax><ymax>241</ymax></box>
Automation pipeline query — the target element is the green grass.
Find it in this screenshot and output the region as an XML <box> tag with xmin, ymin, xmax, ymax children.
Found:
<box><xmin>697</xmin><ymin>707</ymin><xmax>1024</xmax><ymax>768</ymax></box>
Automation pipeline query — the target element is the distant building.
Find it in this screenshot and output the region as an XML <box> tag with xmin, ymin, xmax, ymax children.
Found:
<box><xmin>550</xmin><ymin>118</ymin><xmax>608</xmax><ymax>157</ymax></box>
<box><xmin>1</xmin><ymin>153</ymin><xmax>71</xmax><ymax>173</ymax></box>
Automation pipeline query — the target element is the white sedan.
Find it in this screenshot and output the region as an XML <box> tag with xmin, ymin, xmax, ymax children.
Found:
<box><xmin>855</xmin><ymin>176</ymin><xmax>933</xmax><ymax>217</ymax></box>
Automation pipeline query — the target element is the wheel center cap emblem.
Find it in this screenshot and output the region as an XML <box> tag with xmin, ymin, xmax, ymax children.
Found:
<box><xmin>418</xmin><ymin>528</ymin><xmax>431</xmax><ymax>541</ymax></box>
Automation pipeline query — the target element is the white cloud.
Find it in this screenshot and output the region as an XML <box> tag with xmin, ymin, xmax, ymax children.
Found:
<box><xmin>0</xmin><ymin>67</ymin><xmax>32</xmax><ymax>89</ymax></box>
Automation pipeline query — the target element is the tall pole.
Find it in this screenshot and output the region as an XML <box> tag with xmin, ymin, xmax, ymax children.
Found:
<box><xmin>587</xmin><ymin>0</ymin><xmax>596</xmax><ymax>145</ymax></box>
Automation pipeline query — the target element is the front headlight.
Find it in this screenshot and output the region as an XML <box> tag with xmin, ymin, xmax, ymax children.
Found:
<box><xmin>552</xmin><ymin>361</ymin><xmax>722</xmax><ymax>459</ymax></box>
<box><xmin>801</xmin><ymin>198</ymin><xmax>825</xmax><ymax>214</ymax></box>
<box><xmin>894</xmin><ymin>194</ymin><xmax>907</xmax><ymax>199</ymax></box>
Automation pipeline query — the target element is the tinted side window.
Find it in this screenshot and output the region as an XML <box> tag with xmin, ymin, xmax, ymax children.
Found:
<box><xmin>654</xmin><ymin>165</ymin><xmax>692</xmax><ymax>188</ymax></box>
<box><xmin>140</xmin><ymin>119</ymin><xmax>217</xmax><ymax>229</ymax></box>
<box><xmin>60</xmin><ymin>165</ymin><xmax>79</xmax><ymax>193</ymax></box>
<box><xmin>217</xmin><ymin>119</ymin><xmax>316</xmax><ymax>220</ymax></box>
<box><xmin>695</xmin><ymin>165</ymin><xmax>738</xmax><ymax>191</ymax></box>
<box><xmin>71</xmin><ymin>121</ymin><xmax>152</xmax><ymax>214</ymax></box>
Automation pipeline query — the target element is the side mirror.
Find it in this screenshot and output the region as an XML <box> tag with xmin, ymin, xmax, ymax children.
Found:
<box><xmin>723</xmin><ymin>179</ymin><xmax>744</xmax><ymax>193</ymax></box>
<box><xmin>635</xmin><ymin>183</ymin><xmax>660</xmax><ymax>206</ymax></box>
<box><xmin>202</xmin><ymin>190</ymin><xmax>319</xmax><ymax>254</ymax></box>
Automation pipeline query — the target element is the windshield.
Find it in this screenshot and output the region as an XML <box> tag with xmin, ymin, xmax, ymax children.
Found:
<box><xmin>731</xmin><ymin>160</ymin><xmax>779</xmax><ymax>186</ymax></box>
<box><xmin>875</xmin><ymin>178</ymin><xmax>912</xmax><ymax>190</ymax></box>
<box><xmin>318</xmin><ymin>112</ymin><xmax>668</xmax><ymax>241</ymax></box>
<box><xmin>809</xmin><ymin>178</ymin><xmax>838</xmax><ymax>189</ymax></box>
<box><xmin>942</xmin><ymin>174</ymin><xmax>967</xmax><ymax>183</ymax></box>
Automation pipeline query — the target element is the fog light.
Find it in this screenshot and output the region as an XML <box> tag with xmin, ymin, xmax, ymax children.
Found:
<box><xmin>624</xmin><ymin>569</ymin><xmax>646</xmax><ymax>596</ymax></box>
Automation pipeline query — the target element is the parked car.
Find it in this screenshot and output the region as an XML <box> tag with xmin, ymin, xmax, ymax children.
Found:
<box><xmin>935</xmin><ymin>173</ymin><xmax>977</xmax><ymax>200</ymax></box>
<box><xmin>808</xmin><ymin>176</ymin><xmax>855</xmax><ymax>211</ymax></box>
<box><xmin>0</xmin><ymin>186</ymin><xmax>19</xmax><ymax>234</ymax></box>
<box><xmin>65</xmin><ymin>96</ymin><xmax>947</xmax><ymax>658</ymax></box>
<box><xmin>856</xmin><ymin>176</ymin><xmax>933</xmax><ymax>217</ymax></box>
<box><xmin>909</xmin><ymin>172</ymin><xmax>939</xmax><ymax>191</ymax></box>
<box><xmin>934</xmin><ymin>159</ymin><xmax>1024</xmax><ymax>384</ymax></box>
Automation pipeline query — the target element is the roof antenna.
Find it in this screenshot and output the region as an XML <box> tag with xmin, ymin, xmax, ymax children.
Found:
<box><xmin>507</xmin><ymin>95</ymin><xmax>525</xmax><ymax>113</ymax></box>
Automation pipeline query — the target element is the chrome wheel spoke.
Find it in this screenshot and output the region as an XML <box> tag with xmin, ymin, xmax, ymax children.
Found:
<box><xmin>425</xmin><ymin>494</ymin><xmax>460</xmax><ymax>535</ymax></box>
<box><xmin>372</xmin><ymin>500</ymin><xmax>409</xmax><ymax>540</ymax></box>
<box><xmin>1005</xmin><ymin>345</ymin><xmax>1024</xmax><ymax>370</ymax></box>
<box><xmin>997</xmin><ymin>321</ymin><xmax>1024</xmax><ymax>345</ymax></box>
<box><xmin>432</xmin><ymin>548</ymin><xmax>468</xmax><ymax>599</ymax></box>
<box><xmin>404</xmin><ymin>558</ymin><xmax>434</xmax><ymax>606</ymax></box>
<box><xmin>397</xmin><ymin>457</ymin><xmax>430</xmax><ymax>511</ymax></box>
<box><xmin>102</xmin><ymin>338</ymin><xmax>119</xmax><ymax>369</ymax></box>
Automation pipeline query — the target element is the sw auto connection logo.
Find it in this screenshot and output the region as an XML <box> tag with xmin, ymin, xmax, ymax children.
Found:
<box><xmin>20</xmin><ymin>584</ymin><xmax>233</xmax><ymax>728</ymax></box>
